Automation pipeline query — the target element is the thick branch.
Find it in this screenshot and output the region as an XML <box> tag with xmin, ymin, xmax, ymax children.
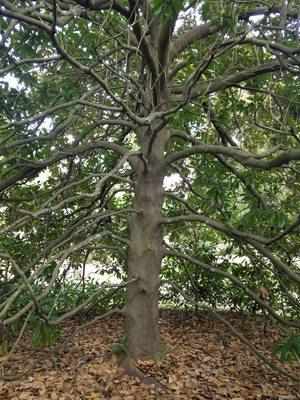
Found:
<box><xmin>164</xmin><ymin>144</ymin><xmax>300</xmax><ymax>170</ymax></box>
<box><xmin>161</xmin><ymin>214</ymin><xmax>300</xmax><ymax>285</ymax></box>
<box><xmin>172</xmin><ymin>61</ymin><xmax>286</xmax><ymax>101</ymax></box>
<box><xmin>161</xmin><ymin>214</ymin><xmax>268</xmax><ymax>244</ymax></box>
<box><xmin>170</xmin><ymin>24</ymin><xmax>220</xmax><ymax>61</ymax></box>
<box><xmin>0</xmin><ymin>141</ymin><xmax>133</xmax><ymax>193</ymax></box>
<box><xmin>0</xmin><ymin>55</ymin><xmax>61</xmax><ymax>75</ymax></box>
<box><xmin>170</xmin><ymin>129</ymin><xmax>269</xmax><ymax>209</ymax></box>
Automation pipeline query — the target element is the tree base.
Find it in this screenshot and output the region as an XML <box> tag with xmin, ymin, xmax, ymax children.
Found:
<box><xmin>118</xmin><ymin>353</ymin><xmax>157</xmax><ymax>385</ymax></box>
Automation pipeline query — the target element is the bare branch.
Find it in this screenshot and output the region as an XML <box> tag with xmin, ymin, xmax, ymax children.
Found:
<box><xmin>170</xmin><ymin>24</ymin><xmax>220</xmax><ymax>61</ymax></box>
<box><xmin>161</xmin><ymin>280</ymin><xmax>300</xmax><ymax>383</ymax></box>
<box><xmin>161</xmin><ymin>213</ymin><xmax>268</xmax><ymax>244</ymax></box>
<box><xmin>164</xmin><ymin>143</ymin><xmax>300</xmax><ymax>170</ymax></box>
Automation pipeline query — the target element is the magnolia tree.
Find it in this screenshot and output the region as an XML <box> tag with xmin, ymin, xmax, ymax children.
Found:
<box><xmin>0</xmin><ymin>0</ymin><xmax>299</xmax><ymax>379</ymax></box>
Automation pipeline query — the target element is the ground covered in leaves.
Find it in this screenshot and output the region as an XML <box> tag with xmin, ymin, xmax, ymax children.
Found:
<box><xmin>0</xmin><ymin>311</ymin><xmax>299</xmax><ymax>399</ymax></box>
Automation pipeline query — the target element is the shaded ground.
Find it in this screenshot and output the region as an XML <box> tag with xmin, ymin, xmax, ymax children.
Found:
<box><xmin>0</xmin><ymin>311</ymin><xmax>299</xmax><ymax>399</ymax></box>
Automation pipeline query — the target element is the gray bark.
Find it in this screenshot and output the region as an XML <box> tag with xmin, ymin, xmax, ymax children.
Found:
<box><xmin>124</xmin><ymin>129</ymin><xmax>169</xmax><ymax>359</ymax></box>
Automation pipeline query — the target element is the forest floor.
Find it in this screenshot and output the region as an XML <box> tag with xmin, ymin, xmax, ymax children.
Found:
<box><xmin>0</xmin><ymin>310</ymin><xmax>299</xmax><ymax>400</ymax></box>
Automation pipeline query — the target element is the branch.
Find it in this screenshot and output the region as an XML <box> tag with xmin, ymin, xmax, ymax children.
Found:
<box><xmin>0</xmin><ymin>4</ymin><xmax>52</xmax><ymax>32</ymax></box>
<box><xmin>127</xmin><ymin>0</ymin><xmax>158</xmax><ymax>91</ymax></box>
<box><xmin>170</xmin><ymin>130</ymin><xmax>269</xmax><ymax>209</ymax></box>
<box><xmin>172</xmin><ymin>61</ymin><xmax>286</xmax><ymax>101</ymax></box>
<box><xmin>0</xmin><ymin>140</ymin><xmax>134</xmax><ymax>193</ymax></box>
<box><xmin>1</xmin><ymin>230</ymin><xmax>130</xmax><ymax>324</ymax></box>
<box><xmin>170</xmin><ymin>23</ymin><xmax>220</xmax><ymax>61</ymax></box>
<box><xmin>0</xmin><ymin>254</ymin><xmax>50</xmax><ymax>323</ymax></box>
<box><xmin>49</xmin><ymin>277</ymin><xmax>138</xmax><ymax>325</ymax></box>
<box><xmin>238</xmin><ymin>5</ymin><xmax>299</xmax><ymax>22</ymax></box>
<box><xmin>161</xmin><ymin>213</ymin><xmax>268</xmax><ymax>244</ymax></box>
<box><xmin>161</xmin><ymin>214</ymin><xmax>300</xmax><ymax>286</ymax></box>
<box><xmin>220</xmin><ymin>37</ymin><xmax>300</xmax><ymax>57</ymax></box>
<box><xmin>203</xmin><ymin>100</ymin><xmax>238</xmax><ymax>146</ymax></box>
<box><xmin>247</xmin><ymin>240</ymin><xmax>300</xmax><ymax>286</ymax></box>
<box><xmin>0</xmin><ymin>4</ymin><xmax>149</xmax><ymax>126</ymax></box>
<box><xmin>267</xmin><ymin>215</ymin><xmax>300</xmax><ymax>245</ymax></box>
<box><xmin>0</xmin><ymin>311</ymin><xmax>32</xmax><ymax>367</ymax></box>
<box><xmin>161</xmin><ymin>280</ymin><xmax>300</xmax><ymax>383</ymax></box>
<box><xmin>74</xmin><ymin>0</ymin><xmax>130</xmax><ymax>18</ymax></box>
<box><xmin>0</xmin><ymin>307</ymin><xmax>124</xmax><ymax>381</ymax></box>
<box><xmin>0</xmin><ymin>55</ymin><xmax>61</xmax><ymax>75</ymax></box>
<box><xmin>165</xmin><ymin>247</ymin><xmax>300</xmax><ymax>328</ymax></box>
<box><xmin>157</xmin><ymin>9</ymin><xmax>178</xmax><ymax>93</ymax></box>
<box><xmin>164</xmin><ymin>144</ymin><xmax>300</xmax><ymax>170</ymax></box>
<box><xmin>0</xmin><ymin>218</ymin><xmax>128</xmax><ymax>318</ymax></box>
<box><xmin>0</xmin><ymin>99</ymin><xmax>89</xmax><ymax>131</ymax></box>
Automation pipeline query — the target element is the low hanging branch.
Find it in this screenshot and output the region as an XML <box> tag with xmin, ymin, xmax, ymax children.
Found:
<box><xmin>0</xmin><ymin>307</ymin><xmax>125</xmax><ymax>382</ymax></box>
<box><xmin>163</xmin><ymin>248</ymin><xmax>300</xmax><ymax>329</ymax></box>
<box><xmin>161</xmin><ymin>280</ymin><xmax>300</xmax><ymax>383</ymax></box>
<box><xmin>161</xmin><ymin>214</ymin><xmax>300</xmax><ymax>285</ymax></box>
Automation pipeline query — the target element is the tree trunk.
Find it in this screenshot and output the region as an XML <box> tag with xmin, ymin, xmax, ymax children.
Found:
<box><xmin>124</xmin><ymin>158</ymin><xmax>165</xmax><ymax>359</ymax></box>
